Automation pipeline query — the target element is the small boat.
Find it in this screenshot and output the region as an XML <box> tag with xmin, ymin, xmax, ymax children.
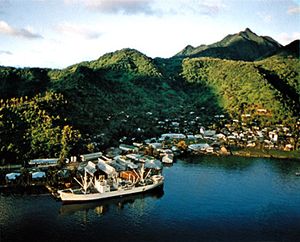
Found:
<box><xmin>296</xmin><ymin>172</ymin><xmax>300</xmax><ymax>176</ymax></box>
<box><xmin>58</xmin><ymin>160</ymin><xmax>164</xmax><ymax>203</ymax></box>
<box><xmin>162</xmin><ymin>154</ymin><xmax>173</xmax><ymax>164</ymax></box>
<box><xmin>159</xmin><ymin>149</ymin><xmax>174</xmax><ymax>164</ymax></box>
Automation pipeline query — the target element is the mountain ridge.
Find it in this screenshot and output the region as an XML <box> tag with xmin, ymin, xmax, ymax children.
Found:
<box><xmin>175</xmin><ymin>28</ymin><xmax>283</xmax><ymax>61</ymax></box>
<box><xmin>0</xmin><ymin>29</ymin><xmax>299</xmax><ymax>163</ymax></box>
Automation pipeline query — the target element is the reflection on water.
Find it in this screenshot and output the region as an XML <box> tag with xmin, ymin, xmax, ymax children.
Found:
<box><xmin>1</xmin><ymin>156</ymin><xmax>300</xmax><ymax>242</ymax></box>
<box><xmin>59</xmin><ymin>188</ymin><xmax>164</xmax><ymax>217</ymax></box>
<box><xmin>184</xmin><ymin>154</ymin><xmax>300</xmax><ymax>175</ymax></box>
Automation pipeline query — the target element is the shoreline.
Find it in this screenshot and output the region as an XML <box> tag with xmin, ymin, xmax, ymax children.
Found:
<box><xmin>0</xmin><ymin>148</ymin><xmax>299</xmax><ymax>194</ymax></box>
<box><xmin>0</xmin><ymin>147</ymin><xmax>299</xmax><ymax>172</ymax></box>
<box><xmin>184</xmin><ymin>146</ymin><xmax>300</xmax><ymax>161</ymax></box>
<box><xmin>229</xmin><ymin>147</ymin><xmax>300</xmax><ymax>161</ymax></box>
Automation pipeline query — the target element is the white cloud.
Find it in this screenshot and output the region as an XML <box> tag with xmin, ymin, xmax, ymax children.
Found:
<box><xmin>56</xmin><ymin>22</ymin><xmax>102</xmax><ymax>39</ymax></box>
<box><xmin>0</xmin><ymin>20</ymin><xmax>43</xmax><ymax>39</ymax></box>
<box><xmin>257</xmin><ymin>12</ymin><xmax>273</xmax><ymax>23</ymax></box>
<box><xmin>65</xmin><ymin>0</ymin><xmax>225</xmax><ymax>16</ymax></box>
<box><xmin>65</xmin><ymin>0</ymin><xmax>155</xmax><ymax>15</ymax></box>
<box><xmin>287</xmin><ymin>6</ymin><xmax>300</xmax><ymax>15</ymax></box>
<box><xmin>189</xmin><ymin>0</ymin><xmax>226</xmax><ymax>16</ymax></box>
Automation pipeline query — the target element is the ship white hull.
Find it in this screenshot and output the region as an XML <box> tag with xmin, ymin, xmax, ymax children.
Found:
<box><xmin>59</xmin><ymin>178</ymin><xmax>164</xmax><ymax>203</ymax></box>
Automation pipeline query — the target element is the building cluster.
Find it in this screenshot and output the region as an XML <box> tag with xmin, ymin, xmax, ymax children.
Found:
<box><xmin>104</xmin><ymin>109</ymin><xmax>299</xmax><ymax>154</ymax></box>
<box><xmin>1</xmin><ymin>109</ymin><xmax>299</xmax><ymax>188</ymax></box>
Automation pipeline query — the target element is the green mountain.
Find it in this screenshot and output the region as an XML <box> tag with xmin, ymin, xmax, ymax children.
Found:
<box><xmin>48</xmin><ymin>48</ymin><xmax>223</xmax><ymax>136</ymax></box>
<box><xmin>0</xmin><ymin>29</ymin><xmax>299</xmax><ymax>164</ymax></box>
<box><xmin>175</xmin><ymin>28</ymin><xmax>282</xmax><ymax>61</ymax></box>
<box><xmin>182</xmin><ymin>56</ymin><xmax>299</xmax><ymax>119</ymax></box>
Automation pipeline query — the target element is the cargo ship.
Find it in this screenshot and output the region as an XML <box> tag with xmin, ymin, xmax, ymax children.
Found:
<box><xmin>58</xmin><ymin>159</ymin><xmax>164</xmax><ymax>203</ymax></box>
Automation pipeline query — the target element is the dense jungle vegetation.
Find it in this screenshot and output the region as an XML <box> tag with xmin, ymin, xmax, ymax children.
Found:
<box><xmin>0</xmin><ymin>29</ymin><xmax>299</xmax><ymax>164</ymax></box>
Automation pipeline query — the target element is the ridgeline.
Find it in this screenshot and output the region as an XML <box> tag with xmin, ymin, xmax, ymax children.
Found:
<box><xmin>0</xmin><ymin>28</ymin><xmax>299</xmax><ymax>164</ymax></box>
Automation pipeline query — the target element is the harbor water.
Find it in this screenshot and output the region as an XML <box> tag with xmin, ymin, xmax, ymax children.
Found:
<box><xmin>1</xmin><ymin>156</ymin><xmax>300</xmax><ymax>242</ymax></box>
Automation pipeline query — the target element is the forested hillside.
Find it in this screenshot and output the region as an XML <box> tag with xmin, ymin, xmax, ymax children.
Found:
<box><xmin>181</xmin><ymin>56</ymin><xmax>299</xmax><ymax>124</ymax></box>
<box><xmin>0</xmin><ymin>92</ymin><xmax>80</xmax><ymax>163</ymax></box>
<box><xmin>0</xmin><ymin>29</ymin><xmax>299</xmax><ymax>164</ymax></box>
<box><xmin>48</xmin><ymin>49</ymin><xmax>223</xmax><ymax>142</ymax></box>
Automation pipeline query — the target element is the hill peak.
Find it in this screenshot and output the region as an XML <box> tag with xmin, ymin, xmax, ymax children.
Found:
<box><xmin>283</xmin><ymin>39</ymin><xmax>299</xmax><ymax>54</ymax></box>
<box><xmin>243</xmin><ymin>28</ymin><xmax>255</xmax><ymax>34</ymax></box>
<box><xmin>176</xmin><ymin>45</ymin><xmax>196</xmax><ymax>56</ymax></box>
<box><xmin>83</xmin><ymin>47</ymin><xmax>162</xmax><ymax>77</ymax></box>
<box><xmin>175</xmin><ymin>28</ymin><xmax>282</xmax><ymax>61</ymax></box>
<box><xmin>99</xmin><ymin>48</ymin><xmax>149</xmax><ymax>60</ymax></box>
<box><xmin>238</xmin><ymin>28</ymin><xmax>259</xmax><ymax>40</ymax></box>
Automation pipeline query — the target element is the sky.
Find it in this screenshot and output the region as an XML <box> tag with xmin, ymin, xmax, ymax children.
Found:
<box><xmin>0</xmin><ymin>0</ymin><xmax>299</xmax><ymax>69</ymax></box>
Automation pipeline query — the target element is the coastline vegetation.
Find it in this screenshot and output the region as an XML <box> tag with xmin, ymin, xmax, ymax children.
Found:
<box><xmin>0</xmin><ymin>92</ymin><xmax>80</xmax><ymax>164</ymax></box>
<box><xmin>231</xmin><ymin>147</ymin><xmax>300</xmax><ymax>160</ymax></box>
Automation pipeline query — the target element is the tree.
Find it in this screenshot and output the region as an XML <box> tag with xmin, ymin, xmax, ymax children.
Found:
<box><xmin>60</xmin><ymin>125</ymin><xmax>81</xmax><ymax>162</ymax></box>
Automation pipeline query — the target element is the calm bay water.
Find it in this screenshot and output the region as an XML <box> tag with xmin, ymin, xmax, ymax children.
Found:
<box><xmin>1</xmin><ymin>156</ymin><xmax>300</xmax><ymax>242</ymax></box>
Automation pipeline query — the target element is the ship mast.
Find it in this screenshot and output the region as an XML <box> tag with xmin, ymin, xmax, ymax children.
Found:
<box><xmin>139</xmin><ymin>163</ymin><xmax>145</xmax><ymax>184</ymax></box>
<box><xmin>74</xmin><ymin>169</ymin><xmax>93</xmax><ymax>194</ymax></box>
